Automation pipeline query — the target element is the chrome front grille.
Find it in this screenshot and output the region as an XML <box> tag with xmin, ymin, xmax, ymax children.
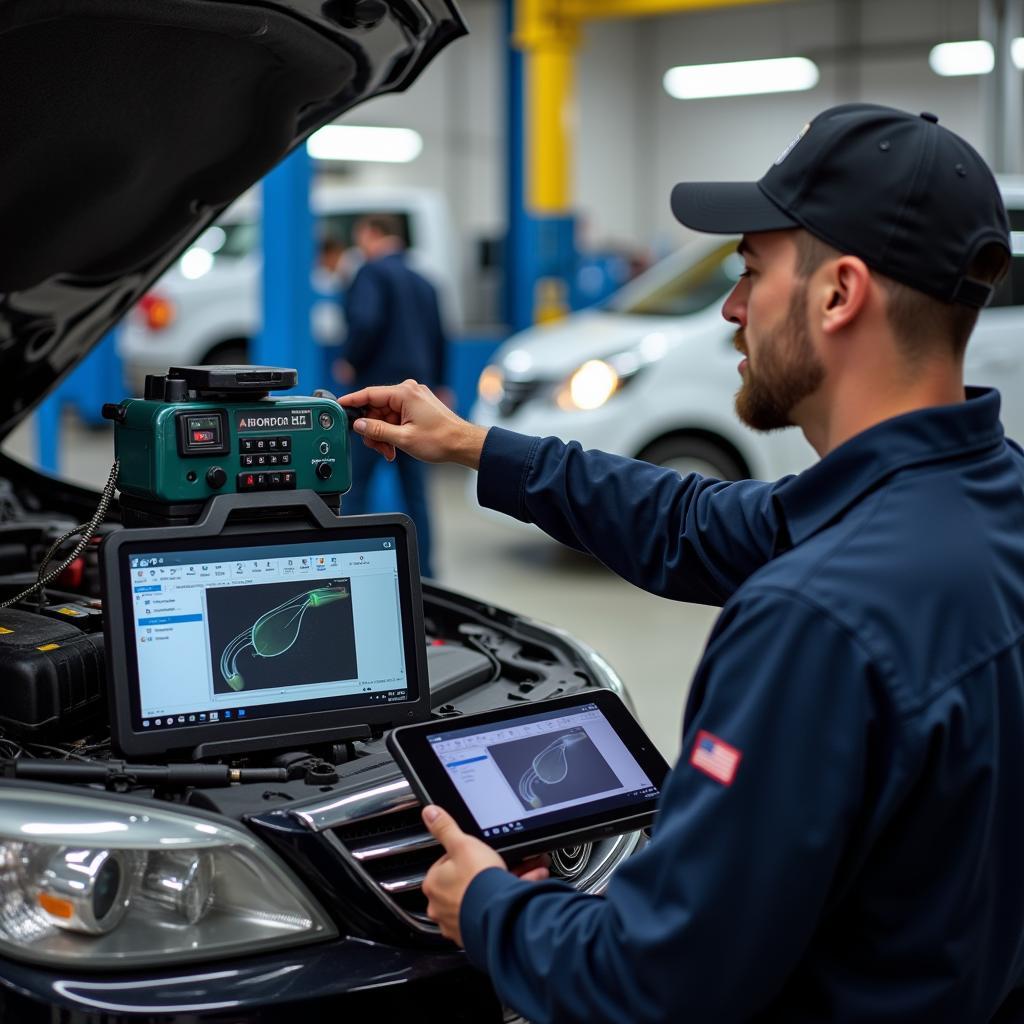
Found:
<box><xmin>293</xmin><ymin>777</ymin><xmax>646</xmax><ymax>937</ymax></box>
<box><xmin>499</xmin><ymin>378</ymin><xmax>545</xmax><ymax>417</ymax></box>
<box><xmin>332</xmin><ymin>805</ymin><xmax>438</xmax><ymax>919</ymax></box>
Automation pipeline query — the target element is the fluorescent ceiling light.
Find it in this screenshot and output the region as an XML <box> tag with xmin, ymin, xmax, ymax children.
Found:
<box><xmin>929</xmin><ymin>40</ymin><xmax>994</xmax><ymax>76</ymax></box>
<box><xmin>1013</xmin><ymin>37</ymin><xmax>1024</xmax><ymax>69</ymax></box>
<box><xmin>306</xmin><ymin>125</ymin><xmax>423</xmax><ymax>163</ymax></box>
<box><xmin>663</xmin><ymin>57</ymin><xmax>819</xmax><ymax>100</ymax></box>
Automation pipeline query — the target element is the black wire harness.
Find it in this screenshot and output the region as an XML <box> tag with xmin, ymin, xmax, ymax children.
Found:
<box><xmin>0</xmin><ymin>458</ymin><xmax>120</xmax><ymax>611</ymax></box>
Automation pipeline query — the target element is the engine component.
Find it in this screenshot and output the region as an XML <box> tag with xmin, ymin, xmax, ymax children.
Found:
<box><xmin>0</xmin><ymin>608</ymin><xmax>105</xmax><ymax>737</ymax></box>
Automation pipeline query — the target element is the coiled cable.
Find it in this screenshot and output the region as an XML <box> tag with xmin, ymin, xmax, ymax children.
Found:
<box><xmin>0</xmin><ymin>458</ymin><xmax>119</xmax><ymax>611</ymax></box>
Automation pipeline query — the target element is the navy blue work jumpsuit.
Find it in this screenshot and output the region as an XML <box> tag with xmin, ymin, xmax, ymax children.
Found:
<box><xmin>460</xmin><ymin>388</ymin><xmax>1024</xmax><ymax>1023</ymax></box>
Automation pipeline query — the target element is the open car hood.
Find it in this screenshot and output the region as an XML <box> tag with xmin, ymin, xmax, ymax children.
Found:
<box><xmin>0</xmin><ymin>0</ymin><xmax>465</xmax><ymax>437</ymax></box>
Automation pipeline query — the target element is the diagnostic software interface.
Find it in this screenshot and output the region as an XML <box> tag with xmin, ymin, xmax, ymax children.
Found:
<box><xmin>128</xmin><ymin>537</ymin><xmax>408</xmax><ymax>731</ymax></box>
<box><xmin>428</xmin><ymin>703</ymin><xmax>660</xmax><ymax>839</ymax></box>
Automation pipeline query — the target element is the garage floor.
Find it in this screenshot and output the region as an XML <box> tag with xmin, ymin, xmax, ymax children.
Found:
<box><xmin>6</xmin><ymin>416</ymin><xmax>722</xmax><ymax>762</ymax></box>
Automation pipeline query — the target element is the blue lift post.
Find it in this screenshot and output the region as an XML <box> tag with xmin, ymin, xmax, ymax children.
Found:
<box><xmin>506</xmin><ymin>0</ymin><xmax>578</xmax><ymax>334</ymax></box>
<box><xmin>35</xmin><ymin>393</ymin><xmax>60</xmax><ymax>475</ymax></box>
<box><xmin>253</xmin><ymin>145</ymin><xmax>320</xmax><ymax>388</ymax></box>
<box><xmin>35</xmin><ymin>328</ymin><xmax>124</xmax><ymax>474</ymax></box>
<box><xmin>256</xmin><ymin>145</ymin><xmax>404</xmax><ymax>513</ymax></box>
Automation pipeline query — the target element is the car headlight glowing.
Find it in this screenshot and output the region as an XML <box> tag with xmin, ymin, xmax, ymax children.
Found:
<box><xmin>558</xmin><ymin>359</ymin><xmax>621</xmax><ymax>411</ymax></box>
<box><xmin>478</xmin><ymin>364</ymin><xmax>505</xmax><ymax>404</ymax></box>
<box><xmin>0</xmin><ymin>787</ymin><xmax>336</xmax><ymax>968</ymax></box>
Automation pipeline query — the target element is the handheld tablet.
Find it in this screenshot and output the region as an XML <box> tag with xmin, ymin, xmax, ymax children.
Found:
<box><xmin>386</xmin><ymin>690</ymin><xmax>670</xmax><ymax>859</ymax></box>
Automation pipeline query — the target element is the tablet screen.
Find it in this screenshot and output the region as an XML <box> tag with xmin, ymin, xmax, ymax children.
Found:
<box><xmin>424</xmin><ymin>700</ymin><xmax>661</xmax><ymax>840</ymax></box>
<box><xmin>127</xmin><ymin>536</ymin><xmax>409</xmax><ymax>733</ymax></box>
<box><xmin>104</xmin><ymin>513</ymin><xmax>430</xmax><ymax>758</ymax></box>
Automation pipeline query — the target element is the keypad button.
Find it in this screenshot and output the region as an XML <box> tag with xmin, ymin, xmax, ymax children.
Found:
<box><xmin>240</xmin><ymin>455</ymin><xmax>254</xmax><ymax>467</ymax></box>
<box><xmin>256</xmin><ymin>455</ymin><xmax>268</xmax><ymax>466</ymax></box>
<box><xmin>280</xmin><ymin>453</ymin><xmax>291</xmax><ymax>465</ymax></box>
<box><xmin>266</xmin><ymin>438</ymin><xmax>278</xmax><ymax>451</ymax></box>
<box><xmin>281</xmin><ymin>471</ymin><xmax>296</xmax><ymax>488</ymax></box>
<box><xmin>255</xmin><ymin>472</ymin><xmax>269</xmax><ymax>489</ymax></box>
<box><xmin>256</xmin><ymin>439</ymin><xmax>266</xmax><ymax>450</ymax></box>
<box><xmin>269</xmin><ymin>472</ymin><xmax>283</xmax><ymax>488</ymax></box>
<box><xmin>279</xmin><ymin>437</ymin><xmax>291</xmax><ymax>451</ymax></box>
<box><xmin>268</xmin><ymin>454</ymin><xmax>279</xmax><ymax>466</ymax></box>
<box><xmin>241</xmin><ymin>439</ymin><xmax>254</xmax><ymax>453</ymax></box>
<box><xmin>238</xmin><ymin>472</ymin><xmax>258</xmax><ymax>491</ymax></box>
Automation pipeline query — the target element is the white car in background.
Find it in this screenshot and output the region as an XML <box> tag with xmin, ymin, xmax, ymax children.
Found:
<box><xmin>473</xmin><ymin>181</ymin><xmax>1024</xmax><ymax>481</ymax></box>
<box><xmin>118</xmin><ymin>185</ymin><xmax>461</xmax><ymax>394</ymax></box>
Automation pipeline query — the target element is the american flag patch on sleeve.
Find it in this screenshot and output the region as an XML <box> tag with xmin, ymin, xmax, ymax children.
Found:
<box><xmin>689</xmin><ymin>730</ymin><xmax>742</xmax><ymax>786</ymax></box>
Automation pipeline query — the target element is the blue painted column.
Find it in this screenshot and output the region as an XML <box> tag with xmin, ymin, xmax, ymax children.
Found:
<box><xmin>35</xmin><ymin>327</ymin><xmax>124</xmax><ymax>471</ymax></box>
<box><xmin>505</xmin><ymin>0</ymin><xmax>531</xmax><ymax>332</ymax></box>
<box><xmin>505</xmin><ymin>0</ymin><xmax>578</xmax><ymax>333</ymax></box>
<box><xmin>36</xmin><ymin>393</ymin><xmax>60</xmax><ymax>474</ymax></box>
<box><xmin>253</xmin><ymin>146</ymin><xmax>319</xmax><ymax>390</ymax></box>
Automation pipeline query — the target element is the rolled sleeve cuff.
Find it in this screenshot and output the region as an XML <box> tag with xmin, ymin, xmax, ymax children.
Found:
<box><xmin>476</xmin><ymin>427</ymin><xmax>540</xmax><ymax>521</ymax></box>
<box><xmin>460</xmin><ymin>867</ymin><xmax>525</xmax><ymax>970</ymax></box>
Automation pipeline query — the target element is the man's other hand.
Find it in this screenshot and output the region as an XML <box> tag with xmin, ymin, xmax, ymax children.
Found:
<box><xmin>421</xmin><ymin>805</ymin><xmax>549</xmax><ymax>945</ymax></box>
<box><xmin>338</xmin><ymin>380</ymin><xmax>488</xmax><ymax>468</ymax></box>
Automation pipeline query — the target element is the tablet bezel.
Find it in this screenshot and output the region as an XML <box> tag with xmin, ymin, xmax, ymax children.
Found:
<box><xmin>386</xmin><ymin>689</ymin><xmax>669</xmax><ymax>859</ymax></box>
<box><xmin>102</xmin><ymin>495</ymin><xmax>430</xmax><ymax>759</ymax></box>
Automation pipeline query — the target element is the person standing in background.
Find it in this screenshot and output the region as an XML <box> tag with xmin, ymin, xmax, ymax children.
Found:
<box><xmin>338</xmin><ymin>214</ymin><xmax>447</xmax><ymax>578</ymax></box>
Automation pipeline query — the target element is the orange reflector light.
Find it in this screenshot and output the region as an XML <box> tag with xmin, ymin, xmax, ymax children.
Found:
<box><xmin>38</xmin><ymin>892</ymin><xmax>74</xmax><ymax>919</ymax></box>
<box><xmin>138</xmin><ymin>293</ymin><xmax>176</xmax><ymax>331</ymax></box>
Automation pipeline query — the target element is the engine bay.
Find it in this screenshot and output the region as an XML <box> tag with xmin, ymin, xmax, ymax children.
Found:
<box><xmin>0</xmin><ymin>368</ymin><xmax>631</xmax><ymax>959</ymax></box>
<box><xmin>0</xmin><ymin>490</ymin><xmax>597</xmax><ymax>808</ymax></box>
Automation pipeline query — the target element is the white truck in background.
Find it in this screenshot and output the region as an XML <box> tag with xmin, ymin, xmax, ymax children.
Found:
<box><xmin>118</xmin><ymin>185</ymin><xmax>462</xmax><ymax>394</ymax></box>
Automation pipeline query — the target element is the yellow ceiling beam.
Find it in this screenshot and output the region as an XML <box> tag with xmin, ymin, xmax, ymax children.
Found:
<box><xmin>559</xmin><ymin>0</ymin><xmax>784</xmax><ymax>20</ymax></box>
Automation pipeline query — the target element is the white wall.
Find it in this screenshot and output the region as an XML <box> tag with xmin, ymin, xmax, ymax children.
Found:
<box><xmin>574</xmin><ymin>18</ymin><xmax>644</xmax><ymax>249</ymax></box>
<box><xmin>582</xmin><ymin>0</ymin><xmax>984</xmax><ymax>254</ymax></box>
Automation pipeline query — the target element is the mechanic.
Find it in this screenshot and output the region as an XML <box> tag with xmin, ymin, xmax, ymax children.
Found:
<box><xmin>338</xmin><ymin>213</ymin><xmax>448</xmax><ymax>578</ymax></box>
<box><xmin>339</xmin><ymin>104</ymin><xmax>1024</xmax><ymax>1022</ymax></box>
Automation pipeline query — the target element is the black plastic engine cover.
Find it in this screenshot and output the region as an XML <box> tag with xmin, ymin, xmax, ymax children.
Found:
<box><xmin>0</xmin><ymin>608</ymin><xmax>105</xmax><ymax>736</ymax></box>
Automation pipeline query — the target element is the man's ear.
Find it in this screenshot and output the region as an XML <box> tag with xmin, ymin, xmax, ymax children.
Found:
<box><xmin>820</xmin><ymin>256</ymin><xmax>871</xmax><ymax>334</ymax></box>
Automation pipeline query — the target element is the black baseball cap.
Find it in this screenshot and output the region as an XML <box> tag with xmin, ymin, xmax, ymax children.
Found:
<box><xmin>671</xmin><ymin>103</ymin><xmax>1011</xmax><ymax>308</ymax></box>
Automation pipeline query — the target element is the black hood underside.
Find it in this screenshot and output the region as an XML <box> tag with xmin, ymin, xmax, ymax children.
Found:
<box><xmin>0</xmin><ymin>0</ymin><xmax>464</xmax><ymax>434</ymax></box>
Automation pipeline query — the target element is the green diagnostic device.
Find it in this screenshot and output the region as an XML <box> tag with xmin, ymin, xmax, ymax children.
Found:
<box><xmin>103</xmin><ymin>366</ymin><xmax>357</xmax><ymax>527</ymax></box>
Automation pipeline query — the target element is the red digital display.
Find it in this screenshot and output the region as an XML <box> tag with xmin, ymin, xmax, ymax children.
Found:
<box><xmin>192</xmin><ymin>429</ymin><xmax>215</xmax><ymax>443</ymax></box>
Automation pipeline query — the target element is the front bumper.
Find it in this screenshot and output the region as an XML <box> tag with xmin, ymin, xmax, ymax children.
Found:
<box><xmin>0</xmin><ymin>937</ymin><xmax>501</xmax><ymax>1022</ymax></box>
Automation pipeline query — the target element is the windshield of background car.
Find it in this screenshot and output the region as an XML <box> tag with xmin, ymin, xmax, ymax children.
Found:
<box><xmin>216</xmin><ymin>220</ymin><xmax>259</xmax><ymax>258</ymax></box>
<box><xmin>203</xmin><ymin>211</ymin><xmax>415</xmax><ymax>261</ymax></box>
<box><xmin>607</xmin><ymin>238</ymin><xmax>741</xmax><ymax>317</ymax></box>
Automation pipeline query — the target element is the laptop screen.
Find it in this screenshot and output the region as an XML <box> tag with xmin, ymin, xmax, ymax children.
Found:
<box><xmin>123</xmin><ymin>534</ymin><xmax>412</xmax><ymax>736</ymax></box>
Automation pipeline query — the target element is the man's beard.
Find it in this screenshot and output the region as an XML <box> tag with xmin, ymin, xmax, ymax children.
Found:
<box><xmin>734</xmin><ymin>282</ymin><xmax>825</xmax><ymax>431</ymax></box>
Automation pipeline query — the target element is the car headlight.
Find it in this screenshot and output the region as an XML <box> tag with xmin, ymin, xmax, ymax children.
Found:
<box><xmin>0</xmin><ymin>786</ymin><xmax>337</xmax><ymax>968</ymax></box>
<box><xmin>554</xmin><ymin>335</ymin><xmax>666</xmax><ymax>413</ymax></box>
<box><xmin>478</xmin><ymin>364</ymin><xmax>505</xmax><ymax>404</ymax></box>
<box><xmin>557</xmin><ymin>359</ymin><xmax>621</xmax><ymax>411</ymax></box>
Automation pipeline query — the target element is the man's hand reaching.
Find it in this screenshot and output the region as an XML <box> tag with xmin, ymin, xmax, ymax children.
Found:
<box><xmin>338</xmin><ymin>380</ymin><xmax>488</xmax><ymax>469</ymax></box>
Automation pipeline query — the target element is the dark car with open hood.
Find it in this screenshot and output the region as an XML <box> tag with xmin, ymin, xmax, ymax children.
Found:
<box><xmin>0</xmin><ymin>2</ymin><xmax>645</xmax><ymax>1021</ymax></box>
